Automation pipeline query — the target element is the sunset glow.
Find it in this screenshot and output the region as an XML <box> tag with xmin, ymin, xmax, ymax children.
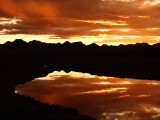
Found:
<box><xmin>74</xmin><ymin>20</ymin><xmax>127</xmax><ymax>26</ymax></box>
<box><xmin>15</xmin><ymin>70</ymin><xmax>160</xmax><ymax>120</ymax></box>
<box><xmin>0</xmin><ymin>0</ymin><xmax>160</xmax><ymax>45</ymax></box>
<box><xmin>74</xmin><ymin>87</ymin><xmax>129</xmax><ymax>95</ymax></box>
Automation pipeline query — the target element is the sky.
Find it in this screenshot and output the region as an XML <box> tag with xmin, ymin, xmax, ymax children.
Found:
<box><xmin>1</xmin><ymin>0</ymin><xmax>160</xmax><ymax>45</ymax></box>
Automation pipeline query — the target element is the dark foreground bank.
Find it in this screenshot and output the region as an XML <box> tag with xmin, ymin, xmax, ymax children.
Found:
<box><xmin>1</xmin><ymin>39</ymin><xmax>160</xmax><ymax>120</ymax></box>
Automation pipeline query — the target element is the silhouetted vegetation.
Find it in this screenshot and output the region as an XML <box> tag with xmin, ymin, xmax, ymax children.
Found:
<box><xmin>1</xmin><ymin>39</ymin><xmax>160</xmax><ymax>120</ymax></box>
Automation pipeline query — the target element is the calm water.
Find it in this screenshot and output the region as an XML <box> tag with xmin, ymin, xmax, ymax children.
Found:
<box><xmin>15</xmin><ymin>71</ymin><xmax>160</xmax><ymax>120</ymax></box>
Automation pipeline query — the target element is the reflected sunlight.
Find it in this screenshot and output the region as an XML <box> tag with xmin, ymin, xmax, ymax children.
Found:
<box><xmin>74</xmin><ymin>87</ymin><xmax>129</xmax><ymax>95</ymax></box>
<box><xmin>15</xmin><ymin>70</ymin><xmax>160</xmax><ymax>120</ymax></box>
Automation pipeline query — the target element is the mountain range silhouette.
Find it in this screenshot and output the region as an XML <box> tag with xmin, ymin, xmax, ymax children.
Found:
<box><xmin>1</xmin><ymin>39</ymin><xmax>160</xmax><ymax>120</ymax></box>
<box><xmin>0</xmin><ymin>39</ymin><xmax>157</xmax><ymax>54</ymax></box>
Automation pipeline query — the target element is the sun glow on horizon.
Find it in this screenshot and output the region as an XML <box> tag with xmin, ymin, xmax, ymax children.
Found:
<box><xmin>0</xmin><ymin>0</ymin><xmax>160</xmax><ymax>45</ymax></box>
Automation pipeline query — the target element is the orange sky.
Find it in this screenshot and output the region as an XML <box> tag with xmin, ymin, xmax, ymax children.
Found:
<box><xmin>1</xmin><ymin>0</ymin><xmax>160</xmax><ymax>45</ymax></box>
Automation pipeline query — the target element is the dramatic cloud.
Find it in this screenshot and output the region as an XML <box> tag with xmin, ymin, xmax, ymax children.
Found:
<box><xmin>1</xmin><ymin>0</ymin><xmax>160</xmax><ymax>45</ymax></box>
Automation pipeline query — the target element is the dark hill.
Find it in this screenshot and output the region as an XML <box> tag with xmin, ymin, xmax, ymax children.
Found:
<box><xmin>1</xmin><ymin>39</ymin><xmax>160</xmax><ymax>120</ymax></box>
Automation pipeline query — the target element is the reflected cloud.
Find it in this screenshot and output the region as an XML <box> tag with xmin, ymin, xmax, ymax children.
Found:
<box><xmin>116</xmin><ymin>94</ymin><xmax>151</xmax><ymax>99</ymax></box>
<box><xmin>146</xmin><ymin>82</ymin><xmax>160</xmax><ymax>85</ymax></box>
<box><xmin>15</xmin><ymin>70</ymin><xmax>160</xmax><ymax>120</ymax></box>
<box><xmin>35</xmin><ymin>70</ymin><xmax>97</xmax><ymax>80</ymax></box>
<box><xmin>95</xmin><ymin>81</ymin><xmax>133</xmax><ymax>85</ymax></box>
<box><xmin>102</xmin><ymin>111</ymin><xmax>138</xmax><ymax>120</ymax></box>
<box><xmin>118</xmin><ymin>95</ymin><xmax>131</xmax><ymax>98</ymax></box>
<box><xmin>141</xmin><ymin>105</ymin><xmax>160</xmax><ymax>119</ymax></box>
<box><xmin>74</xmin><ymin>87</ymin><xmax>129</xmax><ymax>95</ymax></box>
<box><xmin>137</xmin><ymin>94</ymin><xmax>151</xmax><ymax>98</ymax></box>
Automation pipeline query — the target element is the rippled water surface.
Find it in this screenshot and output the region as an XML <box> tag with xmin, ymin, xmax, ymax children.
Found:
<box><xmin>15</xmin><ymin>71</ymin><xmax>160</xmax><ymax>120</ymax></box>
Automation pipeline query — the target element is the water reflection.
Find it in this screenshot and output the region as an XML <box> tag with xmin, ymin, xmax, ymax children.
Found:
<box><xmin>15</xmin><ymin>70</ymin><xmax>160</xmax><ymax>120</ymax></box>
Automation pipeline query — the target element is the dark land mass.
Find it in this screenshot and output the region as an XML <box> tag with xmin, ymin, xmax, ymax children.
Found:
<box><xmin>1</xmin><ymin>39</ymin><xmax>160</xmax><ymax>120</ymax></box>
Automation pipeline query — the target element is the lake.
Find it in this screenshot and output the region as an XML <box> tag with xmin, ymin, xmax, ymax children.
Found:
<box><xmin>15</xmin><ymin>70</ymin><xmax>160</xmax><ymax>120</ymax></box>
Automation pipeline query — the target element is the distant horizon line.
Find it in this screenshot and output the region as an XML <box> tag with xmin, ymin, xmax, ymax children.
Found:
<box><xmin>2</xmin><ymin>39</ymin><xmax>157</xmax><ymax>47</ymax></box>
